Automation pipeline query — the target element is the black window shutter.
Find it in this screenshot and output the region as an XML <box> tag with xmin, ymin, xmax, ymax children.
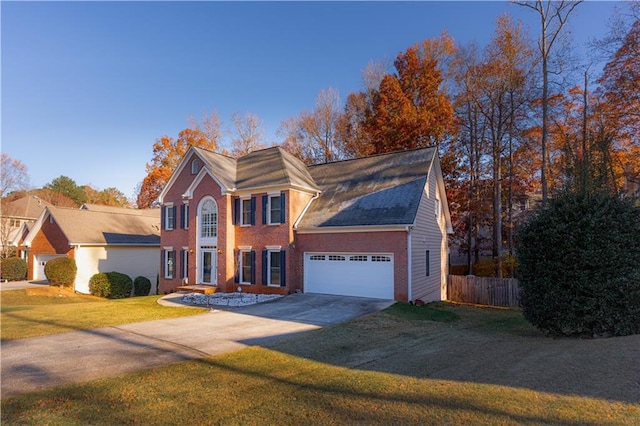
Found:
<box><xmin>280</xmin><ymin>250</ymin><xmax>286</xmax><ymax>286</ymax></box>
<box><xmin>262</xmin><ymin>250</ymin><xmax>268</xmax><ymax>285</ymax></box>
<box><xmin>251</xmin><ymin>251</ymin><xmax>256</xmax><ymax>284</ymax></box>
<box><xmin>172</xmin><ymin>206</ymin><xmax>177</xmax><ymax>229</ymax></box>
<box><xmin>179</xmin><ymin>205</ymin><xmax>185</xmax><ymax>229</ymax></box>
<box><xmin>262</xmin><ymin>196</ymin><xmax>268</xmax><ymax>224</ymax></box>
<box><xmin>250</xmin><ymin>197</ymin><xmax>256</xmax><ymax>225</ymax></box>
<box><xmin>161</xmin><ymin>207</ymin><xmax>166</xmax><ymax>229</ymax></box>
<box><xmin>233</xmin><ymin>198</ymin><xmax>240</xmax><ymax>225</ymax></box>
<box><xmin>180</xmin><ymin>249</ymin><xmax>185</xmax><ymax>278</ymax></box>
<box><xmin>234</xmin><ymin>250</ymin><xmax>239</xmax><ymax>283</ymax></box>
<box><xmin>161</xmin><ymin>250</ymin><xmax>165</xmax><ymax>277</ymax></box>
<box><xmin>185</xmin><ymin>250</ymin><xmax>189</xmax><ymax>278</ymax></box>
<box><xmin>280</xmin><ymin>193</ymin><xmax>286</xmax><ymax>224</ymax></box>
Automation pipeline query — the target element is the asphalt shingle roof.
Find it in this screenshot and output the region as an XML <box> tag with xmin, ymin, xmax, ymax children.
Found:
<box><xmin>46</xmin><ymin>206</ymin><xmax>160</xmax><ymax>245</ymax></box>
<box><xmin>298</xmin><ymin>147</ymin><xmax>436</xmax><ymax>228</ymax></box>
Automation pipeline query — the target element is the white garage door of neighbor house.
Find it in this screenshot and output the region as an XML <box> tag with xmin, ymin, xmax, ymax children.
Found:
<box><xmin>34</xmin><ymin>255</ymin><xmax>67</xmax><ymax>281</ymax></box>
<box><xmin>304</xmin><ymin>253</ymin><xmax>394</xmax><ymax>300</ymax></box>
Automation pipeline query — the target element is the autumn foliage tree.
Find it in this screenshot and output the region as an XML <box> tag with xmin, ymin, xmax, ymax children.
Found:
<box><xmin>137</xmin><ymin>112</ymin><xmax>221</xmax><ymax>208</ymax></box>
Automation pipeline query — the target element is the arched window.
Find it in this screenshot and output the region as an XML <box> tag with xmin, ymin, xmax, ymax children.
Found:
<box><xmin>199</xmin><ymin>198</ymin><xmax>217</xmax><ymax>239</ymax></box>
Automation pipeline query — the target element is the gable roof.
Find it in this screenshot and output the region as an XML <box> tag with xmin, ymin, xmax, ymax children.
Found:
<box><xmin>0</xmin><ymin>195</ymin><xmax>52</xmax><ymax>220</ymax></box>
<box><xmin>160</xmin><ymin>146</ymin><xmax>318</xmax><ymax>203</ymax></box>
<box><xmin>25</xmin><ymin>206</ymin><xmax>161</xmax><ymax>246</ymax></box>
<box><xmin>297</xmin><ymin>147</ymin><xmax>437</xmax><ymax>228</ymax></box>
<box><xmin>236</xmin><ymin>147</ymin><xmax>319</xmax><ymax>192</ymax></box>
<box><xmin>81</xmin><ymin>203</ymin><xmax>160</xmax><ymax>218</ymax></box>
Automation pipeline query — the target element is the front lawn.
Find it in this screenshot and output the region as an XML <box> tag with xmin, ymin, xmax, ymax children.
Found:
<box><xmin>2</xmin><ymin>301</ymin><xmax>638</xmax><ymax>425</ymax></box>
<box><xmin>0</xmin><ymin>287</ymin><xmax>206</xmax><ymax>341</ymax></box>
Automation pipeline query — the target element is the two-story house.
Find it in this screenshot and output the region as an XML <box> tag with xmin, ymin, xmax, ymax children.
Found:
<box><xmin>158</xmin><ymin>145</ymin><xmax>452</xmax><ymax>302</ymax></box>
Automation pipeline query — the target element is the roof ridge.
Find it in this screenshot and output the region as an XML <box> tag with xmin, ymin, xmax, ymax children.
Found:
<box><xmin>308</xmin><ymin>145</ymin><xmax>437</xmax><ymax>168</ymax></box>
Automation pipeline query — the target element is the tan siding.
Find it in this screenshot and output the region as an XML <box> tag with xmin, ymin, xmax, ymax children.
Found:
<box><xmin>411</xmin><ymin>170</ymin><xmax>447</xmax><ymax>302</ymax></box>
<box><xmin>75</xmin><ymin>246</ymin><xmax>160</xmax><ymax>295</ymax></box>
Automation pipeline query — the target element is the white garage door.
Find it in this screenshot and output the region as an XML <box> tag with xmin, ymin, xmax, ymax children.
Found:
<box><xmin>33</xmin><ymin>255</ymin><xmax>67</xmax><ymax>281</ymax></box>
<box><xmin>304</xmin><ymin>253</ymin><xmax>394</xmax><ymax>300</ymax></box>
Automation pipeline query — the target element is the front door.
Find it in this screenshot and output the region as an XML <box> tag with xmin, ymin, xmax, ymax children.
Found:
<box><xmin>200</xmin><ymin>247</ymin><xmax>217</xmax><ymax>285</ymax></box>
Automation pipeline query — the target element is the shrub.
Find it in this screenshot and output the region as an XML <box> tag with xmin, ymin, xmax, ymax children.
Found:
<box><xmin>44</xmin><ymin>257</ymin><xmax>77</xmax><ymax>287</ymax></box>
<box><xmin>1</xmin><ymin>257</ymin><xmax>27</xmax><ymax>281</ymax></box>
<box><xmin>88</xmin><ymin>271</ymin><xmax>132</xmax><ymax>299</ymax></box>
<box><xmin>89</xmin><ymin>273</ymin><xmax>110</xmax><ymax>297</ymax></box>
<box><xmin>517</xmin><ymin>192</ymin><xmax>640</xmax><ymax>337</ymax></box>
<box><xmin>133</xmin><ymin>276</ymin><xmax>152</xmax><ymax>296</ymax></box>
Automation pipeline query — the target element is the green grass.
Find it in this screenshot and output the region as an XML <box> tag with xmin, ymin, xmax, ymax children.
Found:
<box><xmin>385</xmin><ymin>302</ymin><xmax>460</xmax><ymax>322</ymax></box>
<box><xmin>0</xmin><ymin>287</ymin><xmax>207</xmax><ymax>341</ymax></box>
<box><xmin>2</xmin><ymin>347</ymin><xmax>638</xmax><ymax>425</ymax></box>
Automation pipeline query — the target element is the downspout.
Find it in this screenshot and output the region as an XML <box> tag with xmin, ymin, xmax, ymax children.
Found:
<box><xmin>406</xmin><ymin>226</ymin><xmax>412</xmax><ymax>303</ymax></box>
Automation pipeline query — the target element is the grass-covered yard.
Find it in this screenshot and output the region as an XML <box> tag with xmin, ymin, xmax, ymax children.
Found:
<box><xmin>0</xmin><ymin>286</ymin><xmax>206</xmax><ymax>341</ymax></box>
<box><xmin>1</xmin><ymin>289</ymin><xmax>638</xmax><ymax>425</ymax></box>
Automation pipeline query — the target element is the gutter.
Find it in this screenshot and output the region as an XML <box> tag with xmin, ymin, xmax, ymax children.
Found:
<box><xmin>406</xmin><ymin>225</ymin><xmax>413</xmax><ymax>303</ymax></box>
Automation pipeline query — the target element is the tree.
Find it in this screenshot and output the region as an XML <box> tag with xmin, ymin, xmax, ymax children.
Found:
<box><xmin>136</xmin><ymin>112</ymin><xmax>221</xmax><ymax>208</ymax></box>
<box><xmin>84</xmin><ymin>185</ymin><xmax>130</xmax><ymax>207</ymax></box>
<box><xmin>280</xmin><ymin>87</ymin><xmax>343</xmax><ymax>164</ymax></box>
<box><xmin>514</xmin><ymin>0</ymin><xmax>583</xmax><ymax>203</ymax></box>
<box><xmin>517</xmin><ymin>192</ymin><xmax>640</xmax><ymax>337</ymax></box>
<box><xmin>230</xmin><ymin>112</ymin><xmax>266</xmax><ymax>158</ymax></box>
<box><xmin>45</xmin><ymin>176</ymin><xmax>86</xmax><ymax>206</ymax></box>
<box><xmin>366</xmin><ymin>34</ymin><xmax>457</xmax><ymax>154</ymax></box>
<box><xmin>597</xmin><ymin>18</ymin><xmax>640</xmax><ymax>195</ymax></box>
<box><xmin>1</xmin><ymin>153</ymin><xmax>29</xmax><ymax>197</ymax></box>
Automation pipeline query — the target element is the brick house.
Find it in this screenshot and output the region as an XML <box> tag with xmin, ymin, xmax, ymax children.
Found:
<box><xmin>159</xmin><ymin>146</ymin><xmax>452</xmax><ymax>302</ymax></box>
<box><xmin>23</xmin><ymin>204</ymin><xmax>160</xmax><ymax>294</ymax></box>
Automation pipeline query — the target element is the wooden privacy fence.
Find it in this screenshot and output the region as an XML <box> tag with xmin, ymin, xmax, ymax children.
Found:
<box><xmin>447</xmin><ymin>275</ymin><xmax>521</xmax><ymax>308</ymax></box>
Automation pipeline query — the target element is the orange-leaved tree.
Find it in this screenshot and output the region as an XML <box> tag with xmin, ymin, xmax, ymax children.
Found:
<box><xmin>136</xmin><ymin>112</ymin><xmax>220</xmax><ymax>208</ymax></box>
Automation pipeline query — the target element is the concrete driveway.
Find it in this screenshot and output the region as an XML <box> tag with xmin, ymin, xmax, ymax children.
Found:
<box><xmin>1</xmin><ymin>293</ymin><xmax>393</xmax><ymax>397</ymax></box>
<box><xmin>0</xmin><ymin>280</ymin><xmax>50</xmax><ymax>291</ymax></box>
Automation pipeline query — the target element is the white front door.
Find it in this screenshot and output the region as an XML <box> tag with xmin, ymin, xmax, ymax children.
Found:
<box><xmin>199</xmin><ymin>247</ymin><xmax>217</xmax><ymax>285</ymax></box>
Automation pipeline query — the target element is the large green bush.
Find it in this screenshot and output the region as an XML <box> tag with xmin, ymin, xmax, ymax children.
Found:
<box><xmin>517</xmin><ymin>192</ymin><xmax>640</xmax><ymax>337</ymax></box>
<box><xmin>44</xmin><ymin>257</ymin><xmax>77</xmax><ymax>287</ymax></box>
<box><xmin>1</xmin><ymin>257</ymin><xmax>27</xmax><ymax>281</ymax></box>
<box><xmin>88</xmin><ymin>271</ymin><xmax>132</xmax><ymax>299</ymax></box>
<box><xmin>89</xmin><ymin>273</ymin><xmax>110</xmax><ymax>297</ymax></box>
<box><xmin>133</xmin><ymin>276</ymin><xmax>152</xmax><ymax>296</ymax></box>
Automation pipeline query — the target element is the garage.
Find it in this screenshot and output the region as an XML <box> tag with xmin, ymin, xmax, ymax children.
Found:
<box><xmin>303</xmin><ymin>252</ymin><xmax>394</xmax><ymax>300</ymax></box>
<box><xmin>33</xmin><ymin>254</ymin><xmax>67</xmax><ymax>281</ymax></box>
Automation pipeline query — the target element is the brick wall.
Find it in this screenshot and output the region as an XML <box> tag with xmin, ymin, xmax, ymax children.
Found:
<box><xmin>27</xmin><ymin>217</ymin><xmax>74</xmax><ymax>280</ymax></box>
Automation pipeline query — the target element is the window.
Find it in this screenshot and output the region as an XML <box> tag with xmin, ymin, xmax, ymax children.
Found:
<box><xmin>371</xmin><ymin>255</ymin><xmax>392</xmax><ymax>262</ymax></box>
<box><xmin>164</xmin><ymin>249</ymin><xmax>176</xmax><ymax>279</ymax></box>
<box><xmin>349</xmin><ymin>255</ymin><xmax>368</xmax><ymax>262</ymax></box>
<box><xmin>180</xmin><ymin>249</ymin><xmax>189</xmax><ymax>279</ymax></box>
<box><xmin>238</xmin><ymin>197</ymin><xmax>256</xmax><ymax>226</ymax></box>
<box><xmin>200</xmin><ymin>199</ymin><xmax>217</xmax><ymax>238</ymax></box>
<box><xmin>269</xmin><ymin>251</ymin><xmax>281</xmax><ymax>285</ymax></box>
<box><xmin>425</xmin><ymin>250</ymin><xmax>430</xmax><ymax>276</ymax></box>
<box><xmin>309</xmin><ymin>255</ymin><xmax>325</xmax><ymax>261</ymax></box>
<box><xmin>164</xmin><ymin>205</ymin><xmax>176</xmax><ymax>230</ymax></box>
<box><xmin>328</xmin><ymin>255</ymin><xmax>346</xmax><ymax>261</ymax></box>
<box><xmin>263</xmin><ymin>249</ymin><xmax>286</xmax><ymax>286</ymax></box>
<box><xmin>191</xmin><ymin>159</ymin><xmax>200</xmax><ymax>174</ymax></box>
<box><xmin>239</xmin><ymin>250</ymin><xmax>255</xmax><ymax>284</ymax></box>
<box><xmin>435</xmin><ymin>197</ymin><xmax>441</xmax><ymax>219</ymax></box>
<box><xmin>269</xmin><ymin>195</ymin><xmax>281</xmax><ymax>224</ymax></box>
<box><xmin>180</xmin><ymin>204</ymin><xmax>189</xmax><ymax>229</ymax></box>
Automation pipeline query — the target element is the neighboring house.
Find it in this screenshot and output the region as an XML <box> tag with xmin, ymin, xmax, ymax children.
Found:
<box><xmin>0</xmin><ymin>195</ymin><xmax>52</xmax><ymax>258</ymax></box>
<box><xmin>23</xmin><ymin>205</ymin><xmax>161</xmax><ymax>294</ymax></box>
<box><xmin>158</xmin><ymin>145</ymin><xmax>452</xmax><ymax>302</ymax></box>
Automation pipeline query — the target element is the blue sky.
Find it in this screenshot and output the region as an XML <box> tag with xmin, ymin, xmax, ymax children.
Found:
<box><xmin>1</xmin><ymin>1</ymin><xmax>621</xmax><ymax>201</ymax></box>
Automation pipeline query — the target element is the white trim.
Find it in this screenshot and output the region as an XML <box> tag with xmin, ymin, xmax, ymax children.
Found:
<box><xmin>182</xmin><ymin>168</ymin><xmax>228</xmax><ymax>200</ymax></box>
<box><xmin>295</xmin><ymin>224</ymin><xmax>408</xmax><ymax>234</ymax></box>
<box><xmin>238</xmin><ymin>245</ymin><xmax>252</xmax><ymax>250</ymax></box>
<box><xmin>163</xmin><ymin>246</ymin><xmax>174</xmax><ymax>250</ymax></box>
<box><xmin>293</xmin><ymin>191</ymin><xmax>320</xmax><ymax>229</ymax></box>
<box><xmin>407</xmin><ymin>228</ymin><xmax>412</xmax><ymax>303</ymax></box>
<box><xmin>163</xmin><ymin>202</ymin><xmax>174</xmax><ymax>207</ymax></box>
<box><xmin>266</xmin><ymin>247</ymin><xmax>282</xmax><ymax>287</ymax></box>
<box><xmin>267</xmin><ymin>193</ymin><xmax>282</xmax><ymax>225</ymax></box>
<box><xmin>266</xmin><ymin>245</ymin><xmax>281</xmax><ymax>250</ymax></box>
